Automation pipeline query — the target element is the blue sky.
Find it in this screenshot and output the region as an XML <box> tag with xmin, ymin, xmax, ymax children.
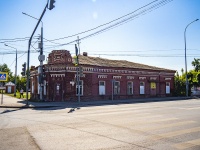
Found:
<box><xmin>0</xmin><ymin>0</ymin><xmax>200</xmax><ymax>75</ymax></box>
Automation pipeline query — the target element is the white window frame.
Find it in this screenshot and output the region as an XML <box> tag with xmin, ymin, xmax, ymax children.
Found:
<box><xmin>127</xmin><ymin>81</ymin><xmax>133</xmax><ymax>95</ymax></box>
<box><xmin>99</xmin><ymin>81</ymin><xmax>106</xmax><ymax>95</ymax></box>
<box><xmin>114</xmin><ymin>81</ymin><xmax>120</xmax><ymax>95</ymax></box>
<box><xmin>166</xmin><ymin>82</ymin><xmax>170</xmax><ymax>94</ymax></box>
<box><xmin>140</xmin><ymin>82</ymin><xmax>145</xmax><ymax>94</ymax></box>
<box><xmin>76</xmin><ymin>80</ymin><xmax>83</xmax><ymax>96</ymax></box>
<box><xmin>32</xmin><ymin>80</ymin><xmax>34</xmax><ymax>94</ymax></box>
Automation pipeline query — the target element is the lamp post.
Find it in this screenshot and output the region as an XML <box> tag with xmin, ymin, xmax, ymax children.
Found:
<box><xmin>184</xmin><ymin>19</ymin><xmax>199</xmax><ymax>97</ymax></box>
<box><xmin>22</xmin><ymin>12</ymin><xmax>44</xmax><ymax>101</ymax></box>
<box><xmin>23</xmin><ymin>0</ymin><xmax>55</xmax><ymax>105</ymax></box>
<box><xmin>4</xmin><ymin>44</ymin><xmax>17</xmax><ymax>97</ymax></box>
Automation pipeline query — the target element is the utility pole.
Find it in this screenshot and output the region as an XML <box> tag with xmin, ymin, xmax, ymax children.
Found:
<box><xmin>22</xmin><ymin>12</ymin><xmax>44</xmax><ymax>101</ymax></box>
<box><xmin>184</xmin><ymin>19</ymin><xmax>199</xmax><ymax>97</ymax></box>
<box><xmin>75</xmin><ymin>44</ymin><xmax>80</xmax><ymax>103</ymax></box>
<box><xmin>77</xmin><ymin>36</ymin><xmax>80</xmax><ymax>55</ymax></box>
<box><xmin>77</xmin><ymin>36</ymin><xmax>82</xmax><ymax>102</ymax></box>
<box><xmin>4</xmin><ymin>44</ymin><xmax>17</xmax><ymax>97</ymax></box>
<box><xmin>25</xmin><ymin>0</ymin><xmax>56</xmax><ymax>105</ymax></box>
<box><xmin>38</xmin><ymin>22</ymin><xmax>44</xmax><ymax>101</ymax></box>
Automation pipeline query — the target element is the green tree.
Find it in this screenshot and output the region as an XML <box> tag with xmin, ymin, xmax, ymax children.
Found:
<box><xmin>0</xmin><ymin>63</ymin><xmax>28</xmax><ymax>92</ymax></box>
<box><xmin>174</xmin><ymin>59</ymin><xmax>200</xmax><ymax>96</ymax></box>
<box><xmin>192</xmin><ymin>58</ymin><xmax>200</xmax><ymax>71</ymax></box>
<box><xmin>18</xmin><ymin>76</ymin><xmax>27</xmax><ymax>91</ymax></box>
<box><xmin>173</xmin><ymin>71</ymin><xmax>186</xmax><ymax>96</ymax></box>
<box><xmin>197</xmin><ymin>73</ymin><xmax>200</xmax><ymax>85</ymax></box>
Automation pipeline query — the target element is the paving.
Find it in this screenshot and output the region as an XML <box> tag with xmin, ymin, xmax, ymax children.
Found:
<box><xmin>1</xmin><ymin>97</ymin><xmax>200</xmax><ymax>150</ymax></box>
<box><xmin>0</xmin><ymin>93</ymin><xmax>197</xmax><ymax>109</ymax></box>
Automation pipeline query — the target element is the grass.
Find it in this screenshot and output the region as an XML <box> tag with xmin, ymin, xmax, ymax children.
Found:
<box><xmin>5</xmin><ymin>92</ymin><xmax>30</xmax><ymax>99</ymax></box>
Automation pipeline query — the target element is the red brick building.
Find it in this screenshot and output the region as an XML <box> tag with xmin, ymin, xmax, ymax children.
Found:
<box><xmin>30</xmin><ymin>50</ymin><xmax>176</xmax><ymax>101</ymax></box>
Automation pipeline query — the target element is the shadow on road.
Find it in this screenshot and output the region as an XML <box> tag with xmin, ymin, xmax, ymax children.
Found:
<box><xmin>0</xmin><ymin>108</ymin><xmax>22</xmax><ymax>114</ymax></box>
<box><xmin>1</xmin><ymin>96</ymin><xmax>194</xmax><ymax>112</ymax></box>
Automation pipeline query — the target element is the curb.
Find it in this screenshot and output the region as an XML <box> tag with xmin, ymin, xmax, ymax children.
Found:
<box><xmin>0</xmin><ymin>105</ymin><xmax>59</xmax><ymax>109</ymax></box>
<box><xmin>0</xmin><ymin>97</ymin><xmax>197</xmax><ymax>109</ymax></box>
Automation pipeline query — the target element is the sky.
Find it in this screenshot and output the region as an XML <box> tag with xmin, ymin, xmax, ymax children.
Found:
<box><xmin>0</xmin><ymin>0</ymin><xmax>200</xmax><ymax>76</ymax></box>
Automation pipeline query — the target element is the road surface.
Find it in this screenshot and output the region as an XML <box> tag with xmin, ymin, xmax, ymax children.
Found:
<box><xmin>0</xmin><ymin>99</ymin><xmax>200</xmax><ymax>150</ymax></box>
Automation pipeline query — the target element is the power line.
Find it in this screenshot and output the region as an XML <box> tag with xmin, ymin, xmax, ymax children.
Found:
<box><xmin>80</xmin><ymin>0</ymin><xmax>173</xmax><ymax>41</ymax></box>
<box><xmin>0</xmin><ymin>50</ymin><xmax>38</xmax><ymax>55</ymax></box>
<box><xmin>84</xmin><ymin>49</ymin><xmax>200</xmax><ymax>52</ymax></box>
<box><xmin>0</xmin><ymin>36</ymin><xmax>39</xmax><ymax>44</ymax></box>
<box><xmin>44</xmin><ymin>0</ymin><xmax>174</xmax><ymax>49</ymax></box>
<box><xmin>47</xmin><ymin>0</ymin><xmax>162</xmax><ymax>42</ymax></box>
<box><xmin>0</xmin><ymin>0</ymin><xmax>173</xmax><ymax>50</ymax></box>
<box><xmin>9</xmin><ymin>52</ymin><xmax>27</xmax><ymax>68</ymax></box>
<box><xmin>88</xmin><ymin>53</ymin><xmax>200</xmax><ymax>57</ymax></box>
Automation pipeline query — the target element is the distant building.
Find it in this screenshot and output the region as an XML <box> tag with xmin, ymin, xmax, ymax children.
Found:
<box><xmin>30</xmin><ymin>50</ymin><xmax>176</xmax><ymax>101</ymax></box>
<box><xmin>5</xmin><ymin>81</ymin><xmax>15</xmax><ymax>94</ymax></box>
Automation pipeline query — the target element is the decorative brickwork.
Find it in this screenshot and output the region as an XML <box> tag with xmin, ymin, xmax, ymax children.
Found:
<box><xmin>30</xmin><ymin>50</ymin><xmax>176</xmax><ymax>101</ymax></box>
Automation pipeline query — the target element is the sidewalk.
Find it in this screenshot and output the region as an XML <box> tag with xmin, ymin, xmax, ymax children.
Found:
<box><xmin>0</xmin><ymin>94</ymin><xmax>198</xmax><ymax>109</ymax></box>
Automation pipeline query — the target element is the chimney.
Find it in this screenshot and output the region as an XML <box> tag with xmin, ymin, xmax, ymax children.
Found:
<box><xmin>83</xmin><ymin>52</ymin><xmax>88</xmax><ymax>56</ymax></box>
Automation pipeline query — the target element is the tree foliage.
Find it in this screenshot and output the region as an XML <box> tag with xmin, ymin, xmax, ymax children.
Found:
<box><xmin>174</xmin><ymin>71</ymin><xmax>186</xmax><ymax>96</ymax></box>
<box><xmin>174</xmin><ymin>59</ymin><xmax>200</xmax><ymax>96</ymax></box>
<box><xmin>192</xmin><ymin>58</ymin><xmax>200</xmax><ymax>72</ymax></box>
<box><xmin>0</xmin><ymin>63</ymin><xmax>27</xmax><ymax>91</ymax></box>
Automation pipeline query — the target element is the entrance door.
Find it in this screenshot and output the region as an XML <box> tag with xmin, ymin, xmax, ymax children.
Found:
<box><xmin>7</xmin><ymin>86</ymin><xmax>11</xmax><ymax>93</ymax></box>
<box><xmin>54</xmin><ymin>83</ymin><xmax>63</xmax><ymax>101</ymax></box>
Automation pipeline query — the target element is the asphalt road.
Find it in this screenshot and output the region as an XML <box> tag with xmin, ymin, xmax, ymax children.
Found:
<box><xmin>0</xmin><ymin>99</ymin><xmax>200</xmax><ymax>150</ymax></box>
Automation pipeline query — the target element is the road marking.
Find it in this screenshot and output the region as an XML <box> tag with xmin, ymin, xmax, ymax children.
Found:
<box><xmin>173</xmin><ymin>138</ymin><xmax>200</xmax><ymax>149</ymax></box>
<box><xmin>141</xmin><ymin>121</ymin><xmax>195</xmax><ymax>131</ymax></box>
<box><xmin>150</xmin><ymin>127</ymin><xmax>200</xmax><ymax>140</ymax></box>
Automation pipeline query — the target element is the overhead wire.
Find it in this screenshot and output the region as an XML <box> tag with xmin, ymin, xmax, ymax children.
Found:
<box><xmin>47</xmin><ymin>0</ymin><xmax>161</xmax><ymax>42</ymax></box>
<box><xmin>44</xmin><ymin>0</ymin><xmax>174</xmax><ymax>50</ymax></box>
<box><xmin>88</xmin><ymin>53</ymin><xmax>199</xmax><ymax>57</ymax></box>
<box><xmin>0</xmin><ymin>0</ymin><xmax>173</xmax><ymax>51</ymax></box>
<box><xmin>79</xmin><ymin>0</ymin><xmax>173</xmax><ymax>42</ymax></box>
<box><xmin>0</xmin><ymin>36</ymin><xmax>39</xmax><ymax>44</ymax></box>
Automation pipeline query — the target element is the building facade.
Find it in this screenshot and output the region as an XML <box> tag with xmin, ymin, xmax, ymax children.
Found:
<box><xmin>30</xmin><ymin>50</ymin><xmax>176</xmax><ymax>101</ymax></box>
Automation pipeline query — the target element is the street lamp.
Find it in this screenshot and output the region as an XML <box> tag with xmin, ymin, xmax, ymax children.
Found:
<box><xmin>184</xmin><ymin>19</ymin><xmax>199</xmax><ymax>97</ymax></box>
<box><xmin>22</xmin><ymin>12</ymin><xmax>44</xmax><ymax>101</ymax></box>
<box><xmin>23</xmin><ymin>1</ymin><xmax>55</xmax><ymax>105</ymax></box>
<box><xmin>4</xmin><ymin>44</ymin><xmax>17</xmax><ymax>97</ymax></box>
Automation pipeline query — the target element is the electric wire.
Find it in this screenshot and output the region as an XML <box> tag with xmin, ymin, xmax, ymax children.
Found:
<box><xmin>44</xmin><ymin>0</ymin><xmax>173</xmax><ymax>49</ymax></box>
<box><xmin>47</xmin><ymin>0</ymin><xmax>162</xmax><ymax>42</ymax></box>
<box><xmin>0</xmin><ymin>0</ymin><xmax>173</xmax><ymax>49</ymax></box>
<box><xmin>0</xmin><ymin>36</ymin><xmax>39</xmax><ymax>43</ymax></box>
